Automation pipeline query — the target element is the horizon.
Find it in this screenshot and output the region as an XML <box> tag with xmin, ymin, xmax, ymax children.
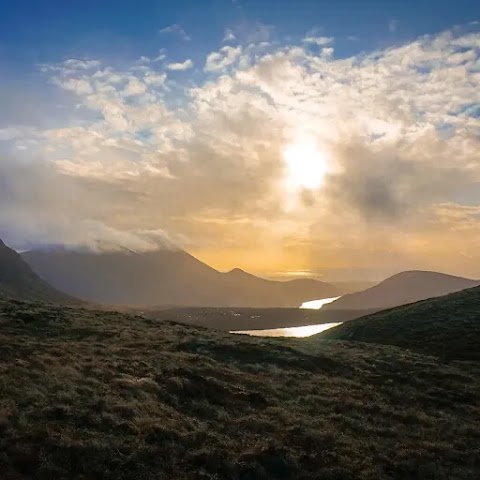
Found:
<box><xmin>1</xmin><ymin>0</ymin><xmax>480</xmax><ymax>281</ymax></box>
<box><xmin>3</xmin><ymin>235</ymin><xmax>479</xmax><ymax>285</ymax></box>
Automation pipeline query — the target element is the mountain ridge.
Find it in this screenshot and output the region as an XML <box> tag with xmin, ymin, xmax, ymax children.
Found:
<box><xmin>325</xmin><ymin>269</ymin><xmax>479</xmax><ymax>311</ymax></box>
<box><xmin>22</xmin><ymin>246</ymin><xmax>339</xmax><ymax>308</ymax></box>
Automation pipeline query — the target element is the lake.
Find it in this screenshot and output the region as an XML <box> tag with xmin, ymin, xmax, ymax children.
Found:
<box><xmin>300</xmin><ymin>296</ymin><xmax>340</xmax><ymax>309</ymax></box>
<box><xmin>230</xmin><ymin>322</ymin><xmax>343</xmax><ymax>338</ymax></box>
<box><xmin>230</xmin><ymin>295</ymin><xmax>343</xmax><ymax>338</ymax></box>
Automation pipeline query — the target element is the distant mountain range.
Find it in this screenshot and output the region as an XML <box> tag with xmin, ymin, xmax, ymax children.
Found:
<box><xmin>1</xmin><ymin>238</ymin><xmax>477</xmax><ymax>313</ymax></box>
<box><xmin>320</xmin><ymin>284</ymin><xmax>480</xmax><ymax>361</ymax></box>
<box><xmin>0</xmin><ymin>239</ymin><xmax>71</xmax><ymax>303</ymax></box>
<box><xmin>21</xmin><ymin>247</ymin><xmax>339</xmax><ymax>308</ymax></box>
<box><xmin>325</xmin><ymin>270</ymin><xmax>480</xmax><ymax>311</ymax></box>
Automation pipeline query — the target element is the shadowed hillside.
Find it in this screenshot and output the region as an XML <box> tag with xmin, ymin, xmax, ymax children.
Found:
<box><xmin>22</xmin><ymin>248</ymin><xmax>338</xmax><ymax>308</ymax></box>
<box><xmin>0</xmin><ymin>298</ymin><xmax>479</xmax><ymax>479</ymax></box>
<box><xmin>0</xmin><ymin>239</ymin><xmax>72</xmax><ymax>303</ymax></box>
<box><xmin>325</xmin><ymin>270</ymin><xmax>479</xmax><ymax>311</ymax></box>
<box><xmin>320</xmin><ymin>286</ymin><xmax>480</xmax><ymax>360</ymax></box>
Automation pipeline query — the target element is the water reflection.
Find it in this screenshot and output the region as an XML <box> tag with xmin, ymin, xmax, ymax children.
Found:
<box><xmin>231</xmin><ymin>322</ymin><xmax>343</xmax><ymax>338</ymax></box>
<box><xmin>300</xmin><ymin>296</ymin><xmax>340</xmax><ymax>309</ymax></box>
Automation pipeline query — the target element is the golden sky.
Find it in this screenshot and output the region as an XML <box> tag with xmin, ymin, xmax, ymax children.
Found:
<box><xmin>1</xmin><ymin>27</ymin><xmax>480</xmax><ymax>280</ymax></box>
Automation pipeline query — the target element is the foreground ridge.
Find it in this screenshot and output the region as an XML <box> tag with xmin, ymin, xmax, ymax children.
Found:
<box><xmin>0</xmin><ymin>298</ymin><xmax>478</xmax><ymax>479</ymax></box>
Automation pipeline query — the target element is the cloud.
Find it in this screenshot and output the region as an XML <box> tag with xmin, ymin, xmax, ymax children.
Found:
<box><xmin>158</xmin><ymin>24</ymin><xmax>191</xmax><ymax>41</ymax></box>
<box><xmin>302</xmin><ymin>36</ymin><xmax>334</xmax><ymax>46</ymax></box>
<box><xmin>2</xmin><ymin>26</ymin><xmax>480</xmax><ymax>277</ymax></box>
<box><xmin>153</xmin><ymin>52</ymin><xmax>167</xmax><ymax>62</ymax></box>
<box><xmin>166</xmin><ymin>59</ymin><xmax>194</xmax><ymax>71</ymax></box>
<box><xmin>223</xmin><ymin>28</ymin><xmax>236</xmax><ymax>42</ymax></box>
<box><xmin>233</xmin><ymin>22</ymin><xmax>273</xmax><ymax>44</ymax></box>
<box><xmin>389</xmin><ymin>19</ymin><xmax>398</xmax><ymax>33</ymax></box>
<box><xmin>0</xmin><ymin>154</ymin><xmax>183</xmax><ymax>252</ymax></box>
<box><xmin>63</xmin><ymin>59</ymin><xmax>101</xmax><ymax>70</ymax></box>
<box><xmin>0</xmin><ymin>126</ymin><xmax>38</xmax><ymax>141</ymax></box>
<box><xmin>205</xmin><ymin>46</ymin><xmax>242</xmax><ymax>72</ymax></box>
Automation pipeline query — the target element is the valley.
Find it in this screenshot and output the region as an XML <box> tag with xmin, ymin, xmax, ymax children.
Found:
<box><xmin>0</xmin><ymin>239</ymin><xmax>479</xmax><ymax>479</ymax></box>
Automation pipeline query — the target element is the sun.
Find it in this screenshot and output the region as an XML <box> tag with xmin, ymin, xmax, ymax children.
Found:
<box><xmin>282</xmin><ymin>140</ymin><xmax>329</xmax><ymax>189</ymax></box>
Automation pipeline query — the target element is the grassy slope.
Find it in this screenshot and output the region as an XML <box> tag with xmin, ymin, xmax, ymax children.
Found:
<box><xmin>0</xmin><ymin>298</ymin><xmax>479</xmax><ymax>479</ymax></box>
<box><xmin>320</xmin><ymin>286</ymin><xmax>480</xmax><ymax>361</ymax></box>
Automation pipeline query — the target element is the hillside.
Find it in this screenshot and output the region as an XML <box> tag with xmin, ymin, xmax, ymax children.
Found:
<box><xmin>320</xmin><ymin>286</ymin><xmax>480</xmax><ymax>360</ymax></box>
<box><xmin>22</xmin><ymin>248</ymin><xmax>338</xmax><ymax>308</ymax></box>
<box><xmin>325</xmin><ymin>270</ymin><xmax>479</xmax><ymax>311</ymax></box>
<box><xmin>0</xmin><ymin>297</ymin><xmax>479</xmax><ymax>479</ymax></box>
<box><xmin>0</xmin><ymin>239</ymin><xmax>71</xmax><ymax>303</ymax></box>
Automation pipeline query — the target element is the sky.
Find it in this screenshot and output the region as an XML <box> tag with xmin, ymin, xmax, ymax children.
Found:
<box><xmin>0</xmin><ymin>0</ymin><xmax>479</xmax><ymax>281</ymax></box>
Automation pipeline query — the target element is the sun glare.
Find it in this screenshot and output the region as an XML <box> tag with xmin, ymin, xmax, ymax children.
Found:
<box><xmin>283</xmin><ymin>140</ymin><xmax>329</xmax><ymax>189</ymax></box>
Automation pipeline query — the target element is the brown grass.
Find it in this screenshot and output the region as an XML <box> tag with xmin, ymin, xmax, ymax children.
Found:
<box><xmin>0</xmin><ymin>297</ymin><xmax>479</xmax><ymax>479</ymax></box>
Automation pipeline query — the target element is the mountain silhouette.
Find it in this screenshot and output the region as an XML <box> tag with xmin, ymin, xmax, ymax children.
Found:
<box><xmin>0</xmin><ymin>239</ymin><xmax>72</xmax><ymax>302</ymax></box>
<box><xmin>22</xmin><ymin>247</ymin><xmax>338</xmax><ymax>307</ymax></box>
<box><xmin>325</xmin><ymin>270</ymin><xmax>480</xmax><ymax>311</ymax></box>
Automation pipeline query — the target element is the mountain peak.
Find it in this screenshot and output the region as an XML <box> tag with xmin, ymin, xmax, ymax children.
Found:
<box><xmin>226</xmin><ymin>267</ymin><xmax>258</xmax><ymax>279</ymax></box>
<box><xmin>228</xmin><ymin>267</ymin><xmax>247</xmax><ymax>275</ymax></box>
<box><xmin>326</xmin><ymin>270</ymin><xmax>479</xmax><ymax>311</ymax></box>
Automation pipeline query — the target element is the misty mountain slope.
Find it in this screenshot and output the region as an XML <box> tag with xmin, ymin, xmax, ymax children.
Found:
<box><xmin>325</xmin><ymin>270</ymin><xmax>480</xmax><ymax>311</ymax></box>
<box><xmin>0</xmin><ymin>239</ymin><xmax>71</xmax><ymax>302</ymax></box>
<box><xmin>22</xmin><ymin>248</ymin><xmax>338</xmax><ymax>307</ymax></box>
<box><xmin>320</xmin><ymin>285</ymin><xmax>480</xmax><ymax>360</ymax></box>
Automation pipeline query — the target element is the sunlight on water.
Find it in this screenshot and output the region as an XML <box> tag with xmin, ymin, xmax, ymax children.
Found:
<box><xmin>300</xmin><ymin>296</ymin><xmax>341</xmax><ymax>309</ymax></box>
<box><xmin>231</xmin><ymin>322</ymin><xmax>343</xmax><ymax>338</ymax></box>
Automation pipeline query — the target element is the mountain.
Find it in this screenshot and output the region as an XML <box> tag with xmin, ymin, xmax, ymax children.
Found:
<box><xmin>0</xmin><ymin>239</ymin><xmax>71</xmax><ymax>302</ymax></box>
<box><xmin>320</xmin><ymin>285</ymin><xmax>480</xmax><ymax>360</ymax></box>
<box><xmin>22</xmin><ymin>248</ymin><xmax>338</xmax><ymax>308</ymax></box>
<box><xmin>325</xmin><ymin>270</ymin><xmax>480</xmax><ymax>311</ymax></box>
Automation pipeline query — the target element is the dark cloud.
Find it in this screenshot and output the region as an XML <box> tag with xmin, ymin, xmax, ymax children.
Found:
<box><xmin>324</xmin><ymin>139</ymin><xmax>472</xmax><ymax>222</ymax></box>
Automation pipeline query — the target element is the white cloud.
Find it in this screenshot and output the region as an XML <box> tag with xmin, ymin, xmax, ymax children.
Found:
<box><xmin>302</xmin><ymin>36</ymin><xmax>334</xmax><ymax>46</ymax></box>
<box><xmin>158</xmin><ymin>24</ymin><xmax>191</xmax><ymax>41</ymax></box>
<box><xmin>166</xmin><ymin>59</ymin><xmax>194</xmax><ymax>71</ymax></box>
<box><xmin>63</xmin><ymin>59</ymin><xmax>101</xmax><ymax>70</ymax></box>
<box><xmin>153</xmin><ymin>53</ymin><xmax>166</xmax><ymax>62</ymax></box>
<box><xmin>56</xmin><ymin>78</ymin><xmax>94</xmax><ymax>95</ymax></box>
<box><xmin>223</xmin><ymin>28</ymin><xmax>236</xmax><ymax>42</ymax></box>
<box><xmin>205</xmin><ymin>46</ymin><xmax>242</xmax><ymax>72</ymax></box>
<box><xmin>123</xmin><ymin>78</ymin><xmax>147</xmax><ymax>96</ymax></box>
<box><xmin>237</xmin><ymin>22</ymin><xmax>273</xmax><ymax>44</ymax></box>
